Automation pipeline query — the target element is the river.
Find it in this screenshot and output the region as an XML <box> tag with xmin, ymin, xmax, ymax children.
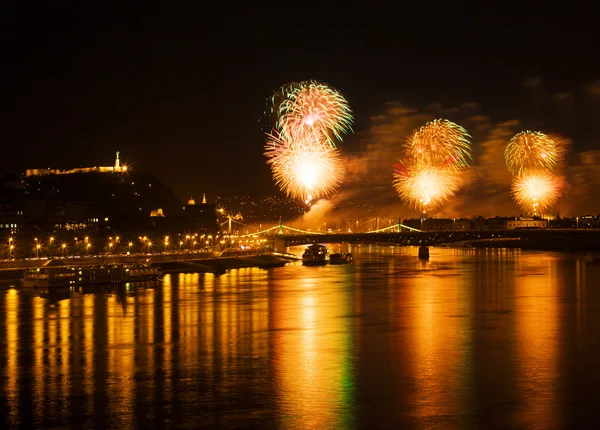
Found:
<box><xmin>1</xmin><ymin>245</ymin><xmax>599</xmax><ymax>429</ymax></box>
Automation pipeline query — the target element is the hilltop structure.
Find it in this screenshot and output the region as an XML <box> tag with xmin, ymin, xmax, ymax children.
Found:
<box><xmin>0</xmin><ymin>152</ymin><xmax>198</xmax><ymax>237</ymax></box>
<box><xmin>26</xmin><ymin>151</ymin><xmax>129</xmax><ymax>177</ymax></box>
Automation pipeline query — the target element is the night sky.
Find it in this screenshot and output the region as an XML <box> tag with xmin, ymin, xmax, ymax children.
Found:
<box><xmin>5</xmin><ymin>7</ymin><xmax>600</xmax><ymax>202</ymax></box>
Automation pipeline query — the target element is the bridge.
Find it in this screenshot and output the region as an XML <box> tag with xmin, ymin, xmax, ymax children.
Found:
<box><xmin>229</xmin><ymin>219</ymin><xmax>600</xmax><ymax>249</ymax></box>
<box><xmin>280</xmin><ymin>229</ymin><xmax>600</xmax><ymax>248</ymax></box>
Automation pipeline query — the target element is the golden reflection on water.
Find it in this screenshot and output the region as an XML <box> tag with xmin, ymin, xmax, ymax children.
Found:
<box><xmin>271</xmin><ymin>265</ymin><xmax>355</xmax><ymax>429</ymax></box>
<box><xmin>1</xmin><ymin>248</ymin><xmax>599</xmax><ymax>428</ymax></box>
<box><xmin>33</xmin><ymin>293</ymin><xmax>43</xmax><ymax>420</ymax></box>
<box><xmin>394</xmin><ymin>248</ymin><xmax>473</xmax><ymax>425</ymax></box>
<box><xmin>575</xmin><ymin>258</ymin><xmax>587</xmax><ymax>337</ymax></box>
<box><xmin>5</xmin><ymin>289</ymin><xmax>18</xmax><ymax>423</ymax></box>
<box><xmin>82</xmin><ymin>294</ymin><xmax>94</xmax><ymax>420</ymax></box>
<box><xmin>513</xmin><ymin>254</ymin><xmax>560</xmax><ymax>427</ymax></box>
<box><xmin>107</xmin><ymin>289</ymin><xmax>135</xmax><ymax>428</ymax></box>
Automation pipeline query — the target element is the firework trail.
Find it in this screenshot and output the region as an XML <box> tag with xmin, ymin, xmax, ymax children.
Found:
<box><xmin>511</xmin><ymin>171</ymin><xmax>562</xmax><ymax>215</ymax></box>
<box><xmin>505</xmin><ymin>131</ymin><xmax>564</xmax><ymax>176</ymax></box>
<box><xmin>264</xmin><ymin>80</ymin><xmax>352</xmax><ymax>202</ymax></box>
<box><xmin>393</xmin><ymin>119</ymin><xmax>472</xmax><ymax>212</ymax></box>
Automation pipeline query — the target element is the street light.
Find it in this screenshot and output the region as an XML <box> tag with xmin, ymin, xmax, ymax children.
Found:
<box><xmin>61</xmin><ymin>243</ymin><xmax>67</xmax><ymax>256</ymax></box>
<box><xmin>9</xmin><ymin>244</ymin><xmax>14</xmax><ymax>258</ymax></box>
<box><xmin>35</xmin><ymin>244</ymin><xmax>41</xmax><ymax>258</ymax></box>
<box><xmin>128</xmin><ymin>242</ymin><xmax>133</xmax><ymax>253</ymax></box>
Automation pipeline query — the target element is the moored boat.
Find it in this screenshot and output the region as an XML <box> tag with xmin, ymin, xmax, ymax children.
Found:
<box><xmin>21</xmin><ymin>259</ymin><xmax>161</xmax><ymax>288</ymax></box>
<box><xmin>302</xmin><ymin>244</ymin><xmax>329</xmax><ymax>266</ymax></box>
<box><xmin>329</xmin><ymin>252</ymin><xmax>353</xmax><ymax>265</ymax></box>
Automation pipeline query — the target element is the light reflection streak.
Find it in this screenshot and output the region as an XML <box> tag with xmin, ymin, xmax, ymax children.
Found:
<box><xmin>405</xmin><ymin>256</ymin><xmax>471</xmax><ymax>422</ymax></box>
<box><xmin>33</xmin><ymin>292</ymin><xmax>44</xmax><ymax>420</ymax></box>
<box><xmin>6</xmin><ymin>289</ymin><xmax>19</xmax><ymax>426</ymax></box>
<box><xmin>273</xmin><ymin>265</ymin><xmax>355</xmax><ymax>428</ymax></box>
<box><xmin>161</xmin><ymin>274</ymin><xmax>173</xmax><ymax>409</ymax></box>
<box><xmin>83</xmin><ymin>293</ymin><xmax>95</xmax><ymax>420</ymax></box>
<box><xmin>575</xmin><ymin>258</ymin><xmax>587</xmax><ymax>337</ymax></box>
<box><xmin>514</xmin><ymin>254</ymin><xmax>560</xmax><ymax>427</ymax></box>
<box><xmin>59</xmin><ymin>299</ymin><xmax>70</xmax><ymax>420</ymax></box>
<box><xmin>107</xmin><ymin>288</ymin><xmax>135</xmax><ymax>429</ymax></box>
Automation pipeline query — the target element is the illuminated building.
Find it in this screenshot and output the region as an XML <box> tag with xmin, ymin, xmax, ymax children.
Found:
<box><xmin>25</xmin><ymin>151</ymin><xmax>128</xmax><ymax>177</ymax></box>
<box><xmin>506</xmin><ymin>217</ymin><xmax>548</xmax><ymax>230</ymax></box>
<box><xmin>0</xmin><ymin>153</ymin><xmax>184</xmax><ymax>237</ymax></box>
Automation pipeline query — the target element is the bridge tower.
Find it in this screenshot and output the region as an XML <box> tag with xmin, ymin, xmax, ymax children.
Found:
<box><xmin>278</xmin><ymin>217</ymin><xmax>283</xmax><ymax>235</ymax></box>
<box><xmin>398</xmin><ymin>217</ymin><xmax>401</xmax><ymax>232</ymax></box>
<box><xmin>376</xmin><ymin>217</ymin><xmax>380</xmax><ymax>231</ymax></box>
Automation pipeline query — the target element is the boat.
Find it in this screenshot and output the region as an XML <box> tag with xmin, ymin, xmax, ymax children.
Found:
<box><xmin>329</xmin><ymin>252</ymin><xmax>353</xmax><ymax>265</ymax></box>
<box><xmin>302</xmin><ymin>244</ymin><xmax>329</xmax><ymax>266</ymax></box>
<box><xmin>21</xmin><ymin>259</ymin><xmax>161</xmax><ymax>288</ymax></box>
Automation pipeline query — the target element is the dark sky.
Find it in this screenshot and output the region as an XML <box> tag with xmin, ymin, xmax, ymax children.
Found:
<box><xmin>5</xmin><ymin>7</ymin><xmax>600</xmax><ymax>201</ymax></box>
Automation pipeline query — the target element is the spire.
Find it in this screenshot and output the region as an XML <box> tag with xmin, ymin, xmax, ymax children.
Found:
<box><xmin>202</xmin><ymin>193</ymin><xmax>207</xmax><ymax>204</ymax></box>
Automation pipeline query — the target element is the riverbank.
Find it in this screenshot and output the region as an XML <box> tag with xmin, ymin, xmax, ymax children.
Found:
<box><xmin>0</xmin><ymin>252</ymin><xmax>301</xmax><ymax>283</ymax></box>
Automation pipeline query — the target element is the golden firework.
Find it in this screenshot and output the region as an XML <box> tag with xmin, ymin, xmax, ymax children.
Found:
<box><xmin>505</xmin><ymin>131</ymin><xmax>563</xmax><ymax>175</ymax></box>
<box><xmin>511</xmin><ymin>171</ymin><xmax>562</xmax><ymax>216</ymax></box>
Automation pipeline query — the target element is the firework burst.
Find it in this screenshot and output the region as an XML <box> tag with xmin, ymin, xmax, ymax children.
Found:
<box><xmin>265</xmin><ymin>129</ymin><xmax>343</xmax><ymax>202</ymax></box>
<box><xmin>393</xmin><ymin>163</ymin><xmax>462</xmax><ymax>211</ymax></box>
<box><xmin>505</xmin><ymin>131</ymin><xmax>564</xmax><ymax>175</ymax></box>
<box><xmin>274</xmin><ymin>80</ymin><xmax>353</xmax><ymax>147</ymax></box>
<box><xmin>393</xmin><ymin>119</ymin><xmax>471</xmax><ymax>212</ymax></box>
<box><xmin>264</xmin><ymin>80</ymin><xmax>351</xmax><ymax>202</ymax></box>
<box><xmin>407</xmin><ymin>119</ymin><xmax>472</xmax><ymax>170</ymax></box>
<box><xmin>511</xmin><ymin>171</ymin><xmax>563</xmax><ymax>215</ymax></box>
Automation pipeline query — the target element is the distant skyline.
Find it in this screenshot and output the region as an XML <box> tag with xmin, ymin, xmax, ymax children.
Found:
<box><xmin>5</xmin><ymin>8</ymin><xmax>600</xmax><ymax>207</ymax></box>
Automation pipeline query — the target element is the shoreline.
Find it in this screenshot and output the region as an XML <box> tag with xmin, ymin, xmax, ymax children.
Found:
<box><xmin>0</xmin><ymin>252</ymin><xmax>302</xmax><ymax>283</ymax></box>
<box><xmin>2</xmin><ymin>239</ymin><xmax>597</xmax><ymax>285</ymax></box>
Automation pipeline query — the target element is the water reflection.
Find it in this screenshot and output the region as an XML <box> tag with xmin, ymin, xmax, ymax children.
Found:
<box><xmin>405</xmin><ymin>253</ymin><xmax>473</xmax><ymax>427</ymax></box>
<box><xmin>1</xmin><ymin>248</ymin><xmax>600</xmax><ymax>428</ymax></box>
<box><xmin>270</xmin><ymin>264</ymin><xmax>355</xmax><ymax>428</ymax></box>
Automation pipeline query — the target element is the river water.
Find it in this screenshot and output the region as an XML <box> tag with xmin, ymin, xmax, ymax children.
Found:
<box><xmin>1</xmin><ymin>245</ymin><xmax>599</xmax><ymax>429</ymax></box>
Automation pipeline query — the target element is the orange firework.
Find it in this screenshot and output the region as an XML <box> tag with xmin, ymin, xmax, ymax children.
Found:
<box><xmin>511</xmin><ymin>171</ymin><xmax>563</xmax><ymax>216</ymax></box>
<box><xmin>264</xmin><ymin>128</ymin><xmax>343</xmax><ymax>203</ymax></box>
<box><xmin>393</xmin><ymin>163</ymin><xmax>462</xmax><ymax>211</ymax></box>
<box><xmin>264</xmin><ymin>80</ymin><xmax>351</xmax><ymax>203</ymax></box>
<box><xmin>393</xmin><ymin>119</ymin><xmax>471</xmax><ymax>212</ymax></box>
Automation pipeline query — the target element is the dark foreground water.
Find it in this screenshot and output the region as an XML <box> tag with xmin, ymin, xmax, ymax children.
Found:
<box><xmin>1</xmin><ymin>246</ymin><xmax>600</xmax><ymax>429</ymax></box>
